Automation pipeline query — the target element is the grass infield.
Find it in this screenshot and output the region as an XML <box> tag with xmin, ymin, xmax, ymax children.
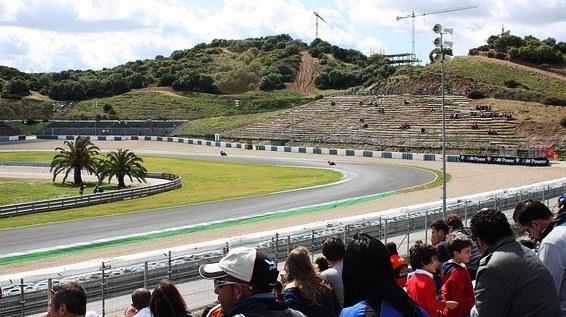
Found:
<box><xmin>0</xmin><ymin>151</ymin><xmax>342</xmax><ymax>229</ymax></box>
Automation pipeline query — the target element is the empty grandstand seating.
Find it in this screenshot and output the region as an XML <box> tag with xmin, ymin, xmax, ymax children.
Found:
<box><xmin>224</xmin><ymin>95</ymin><xmax>525</xmax><ymax>151</ymax></box>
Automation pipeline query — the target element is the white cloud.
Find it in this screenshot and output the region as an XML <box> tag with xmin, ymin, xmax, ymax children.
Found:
<box><xmin>0</xmin><ymin>0</ymin><xmax>564</xmax><ymax>72</ymax></box>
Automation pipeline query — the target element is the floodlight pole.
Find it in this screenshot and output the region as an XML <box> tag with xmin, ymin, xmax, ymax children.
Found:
<box><xmin>440</xmin><ymin>32</ymin><xmax>447</xmax><ymax>216</ymax></box>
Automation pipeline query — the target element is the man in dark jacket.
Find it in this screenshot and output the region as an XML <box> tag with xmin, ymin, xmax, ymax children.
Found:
<box><xmin>470</xmin><ymin>208</ymin><xmax>560</xmax><ymax>317</ymax></box>
<box><xmin>199</xmin><ymin>247</ymin><xmax>305</xmax><ymax>317</ymax></box>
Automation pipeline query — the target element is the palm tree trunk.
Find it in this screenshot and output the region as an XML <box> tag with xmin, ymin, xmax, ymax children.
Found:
<box><xmin>118</xmin><ymin>176</ymin><xmax>126</xmax><ymax>189</ymax></box>
<box><xmin>74</xmin><ymin>167</ymin><xmax>82</xmax><ymax>186</ymax></box>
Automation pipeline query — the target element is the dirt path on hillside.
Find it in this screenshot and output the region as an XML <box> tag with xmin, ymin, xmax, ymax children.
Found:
<box><xmin>469</xmin><ymin>55</ymin><xmax>566</xmax><ymax>81</ymax></box>
<box><xmin>292</xmin><ymin>52</ymin><xmax>320</xmax><ymax>95</ymax></box>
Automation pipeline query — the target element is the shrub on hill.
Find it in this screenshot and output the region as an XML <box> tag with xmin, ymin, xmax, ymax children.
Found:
<box><xmin>216</xmin><ymin>60</ymin><xmax>262</xmax><ymax>94</ymax></box>
<box><xmin>561</xmin><ymin>116</ymin><xmax>566</xmax><ymax>128</ymax></box>
<box><xmin>508</xmin><ymin>44</ymin><xmax>564</xmax><ymax>64</ymax></box>
<box><xmin>315</xmin><ymin>68</ymin><xmax>363</xmax><ymax>89</ymax></box>
<box><xmin>0</xmin><ymin>66</ymin><xmax>25</xmax><ymax>81</ymax></box>
<box><xmin>172</xmin><ymin>71</ymin><xmax>218</xmax><ymax>93</ymax></box>
<box><xmin>48</xmin><ymin>80</ymin><xmax>86</xmax><ymax>100</ymax></box>
<box><xmin>259</xmin><ymin>73</ymin><xmax>284</xmax><ymax>91</ymax></box>
<box><xmin>1</xmin><ymin>77</ymin><xmax>30</xmax><ymax>99</ymax></box>
<box><xmin>471</xmin><ymin>33</ymin><xmax>565</xmax><ymax>65</ymax></box>
<box><xmin>504</xmin><ymin>80</ymin><xmax>522</xmax><ymax>88</ymax></box>
<box><xmin>467</xmin><ymin>90</ymin><xmax>486</xmax><ymax>99</ymax></box>
<box><xmin>544</xmin><ymin>97</ymin><xmax>566</xmax><ymax>107</ymax></box>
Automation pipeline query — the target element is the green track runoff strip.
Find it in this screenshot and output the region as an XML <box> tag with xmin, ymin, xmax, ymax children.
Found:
<box><xmin>0</xmin><ymin>189</ymin><xmax>401</xmax><ymax>266</ymax></box>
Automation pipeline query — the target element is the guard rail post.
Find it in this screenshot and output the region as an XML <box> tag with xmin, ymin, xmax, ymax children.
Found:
<box><xmin>311</xmin><ymin>230</ymin><xmax>315</xmax><ymax>261</ymax></box>
<box><xmin>384</xmin><ymin>219</ymin><xmax>388</xmax><ymax>243</ymax></box>
<box><xmin>464</xmin><ymin>201</ymin><xmax>468</xmax><ymax>226</ymax></box>
<box><xmin>48</xmin><ymin>278</ymin><xmax>53</xmax><ymax>302</ymax></box>
<box><xmin>424</xmin><ymin>210</ymin><xmax>428</xmax><ymax>244</ymax></box>
<box><xmin>542</xmin><ymin>186</ymin><xmax>545</xmax><ymax>204</ymax></box>
<box><xmin>343</xmin><ymin>224</ymin><xmax>349</xmax><ymax>243</ymax></box>
<box><xmin>493</xmin><ymin>196</ymin><xmax>497</xmax><ymax>209</ymax></box>
<box><xmin>19</xmin><ymin>278</ymin><xmax>25</xmax><ymax>317</ymax></box>
<box><xmin>223</xmin><ymin>242</ymin><xmax>229</xmax><ymax>255</ymax></box>
<box><xmin>286</xmin><ymin>236</ymin><xmax>291</xmax><ymax>255</ymax></box>
<box><xmin>546</xmin><ymin>185</ymin><xmax>550</xmax><ymax>206</ymax></box>
<box><xmin>143</xmin><ymin>262</ymin><xmax>148</xmax><ymax>289</ymax></box>
<box><xmin>274</xmin><ymin>233</ymin><xmax>279</xmax><ymax>265</ymax></box>
<box><xmin>167</xmin><ymin>251</ymin><xmax>172</xmax><ymax>281</ymax></box>
<box><xmin>406</xmin><ymin>211</ymin><xmax>411</xmax><ymax>255</ymax></box>
<box><xmin>101</xmin><ymin>261</ymin><xmax>109</xmax><ymax>317</ymax></box>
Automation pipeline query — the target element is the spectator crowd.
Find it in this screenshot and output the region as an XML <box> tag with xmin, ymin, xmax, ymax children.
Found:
<box><xmin>41</xmin><ymin>197</ymin><xmax>566</xmax><ymax>317</ymax></box>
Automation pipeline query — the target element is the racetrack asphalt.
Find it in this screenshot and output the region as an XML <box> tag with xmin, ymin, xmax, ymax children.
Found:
<box><xmin>0</xmin><ymin>151</ymin><xmax>435</xmax><ymax>255</ymax></box>
<box><xmin>1</xmin><ymin>140</ymin><xmax>566</xmax><ymax>273</ymax></box>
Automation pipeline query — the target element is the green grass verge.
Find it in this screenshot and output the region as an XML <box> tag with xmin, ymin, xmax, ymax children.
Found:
<box><xmin>0</xmin><ymin>179</ymin><xmax>82</xmax><ymax>205</ymax></box>
<box><xmin>399</xmin><ymin>166</ymin><xmax>446</xmax><ymax>193</ymax></box>
<box><xmin>174</xmin><ymin>111</ymin><xmax>282</xmax><ymax>136</ymax></box>
<box><xmin>0</xmin><ymin>151</ymin><xmax>342</xmax><ymax>229</ymax></box>
<box><xmin>65</xmin><ymin>89</ymin><xmax>318</xmax><ymax>120</ymax></box>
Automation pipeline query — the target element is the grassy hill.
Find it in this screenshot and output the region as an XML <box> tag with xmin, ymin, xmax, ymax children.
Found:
<box><xmin>1</xmin><ymin>34</ymin><xmax>383</xmax><ymax>120</ymax></box>
<box><xmin>380</xmin><ymin>56</ymin><xmax>566</xmax><ymax>103</ymax></box>
<box><xmin>65</xmin><ymin>87</ymin><xmax>318</xmax><ymax>120</ymax></box>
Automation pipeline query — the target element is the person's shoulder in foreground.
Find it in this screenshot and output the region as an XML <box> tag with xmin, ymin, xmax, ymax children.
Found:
<box><xmin>471</xmin><ymin>208</ymin><xmax>560</xmax><ymax>317</ymax></box>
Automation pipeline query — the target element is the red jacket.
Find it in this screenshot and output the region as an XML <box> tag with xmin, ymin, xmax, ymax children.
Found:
<box><xmin>440</xmin><ymin>261</ymin><xmax>475</xmax><ymax>317</ymax></box>
<box><xmin>407</xmin><ymin>270</ymin><xmax>446</xmax><ymax>317</ymax></box>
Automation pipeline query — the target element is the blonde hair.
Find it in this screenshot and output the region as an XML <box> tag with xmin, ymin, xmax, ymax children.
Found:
<box><xmin>284</xmin><ymin>246</ymin><xmax>331</xmax><ymax>306</ymax></box>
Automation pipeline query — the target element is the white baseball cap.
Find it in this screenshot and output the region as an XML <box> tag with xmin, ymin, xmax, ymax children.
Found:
<box><xmin>199</xmin><ymin>247</ymin><xmax>278</xmax><ymax>290</ymax></box>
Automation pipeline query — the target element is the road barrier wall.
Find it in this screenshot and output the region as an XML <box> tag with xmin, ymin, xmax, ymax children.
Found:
<box><xmin>0</xmin><ymin>134</ymin><xmax>546</xmax><ymax>165</ymax></box>
<box><xmin>0</xmin><ymin>170</ymin><xmax>181</xmax><ymax>218</ymax></box>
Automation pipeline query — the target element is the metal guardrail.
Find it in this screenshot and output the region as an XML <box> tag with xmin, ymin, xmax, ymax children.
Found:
<box><xmin>0</xmin><ymin>172</ymin><xmax>181</xmax><ymax>218</ymax></box>
<box><xmin>2</xmin><ymin>179</ymin><xmax>565</xmax><ymax>317</ymax></box>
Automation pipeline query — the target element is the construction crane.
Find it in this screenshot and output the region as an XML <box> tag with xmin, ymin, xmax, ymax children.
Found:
<box><xmin>396</xmin><ymin>6</ymin><xmax>478</xmax><ymax>61</ymax></box>
<box><xmin>313</xmin><ymin>11</ymin><xmax>327</xmax><ymax>39</ymax></box>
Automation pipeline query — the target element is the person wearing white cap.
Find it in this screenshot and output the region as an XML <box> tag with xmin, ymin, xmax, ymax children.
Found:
<box><xmin>199</xmin><ymin>247</ymin><xmax>306</xmax><ymax>317</ymax></box>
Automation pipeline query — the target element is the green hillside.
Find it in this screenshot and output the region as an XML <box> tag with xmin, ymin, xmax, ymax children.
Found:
<box><xmin>0</xmin><ymin>34</ymin><xmax>393</xmax><ymax>120</ymax></box>
<box><xmin>380</xmin><ymin>56</ymin><xmax>566</xmax><ymax>105</ymax></box>
<box><xmin>66</xmin><ymin>88</ymin><xmax>312</xmax><ymax>120</ymax></box>
<box><xmin>439</xmin><ymin>57</ymin><xmax>566</xmax><ymax>99</ymax></box>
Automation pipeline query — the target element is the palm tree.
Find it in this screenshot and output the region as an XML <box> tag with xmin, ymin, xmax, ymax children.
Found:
<box><xmin>100</xmin><ymin>148</ymin><xmax>147</xmax><ymax>189</ymax></box>
<box><xmin>50</xmin><ymin>136</ymin><xmax>100</xmax><ymax>186</ymax></box>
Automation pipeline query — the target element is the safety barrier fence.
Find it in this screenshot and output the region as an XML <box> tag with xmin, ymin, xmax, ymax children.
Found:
<box><xmin>0</xmin><ymin>172</ymin><xmax>181</xmax><ymax>218</ymax></box>
<box><xmin>1</xmin><ymin>177</ymin><xmax>565</xmax><ymax>317</ymax></box>
<box><xmin>0</xmin><ymin>135</ymin><xmax>551</xmax><ymax>166</ymax></box>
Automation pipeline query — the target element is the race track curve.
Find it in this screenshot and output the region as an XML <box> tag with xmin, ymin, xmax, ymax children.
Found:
<box><xmin>0</xmin><ymin>150</ymin><xmax>436</xmax><ymax>255</ymax></box>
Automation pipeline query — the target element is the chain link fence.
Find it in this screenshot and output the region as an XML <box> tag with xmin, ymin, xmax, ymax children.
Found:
<box><xmin>1</xmin><ymin>179</ymin><xmax>565</xmax><ymax>317</ymax></box>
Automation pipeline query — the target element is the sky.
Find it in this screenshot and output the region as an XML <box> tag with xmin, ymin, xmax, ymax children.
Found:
<box><xmin>0</xmin><ymin>0</ymin><xmax>565</xmax><ymax>73</ymax></box>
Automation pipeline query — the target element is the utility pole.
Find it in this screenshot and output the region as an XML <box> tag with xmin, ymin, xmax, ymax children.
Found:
<box><xmin>433</xmin><ymin>23</ymin><xmax>454</xmax><ymax>216</ymax></box>
<box><xmin>396</xmin><ymin>6</ymin><xmax>477</xmax><ymax>62</ymax></box>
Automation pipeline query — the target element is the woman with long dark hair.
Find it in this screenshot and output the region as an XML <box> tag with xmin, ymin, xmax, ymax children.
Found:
<box><xmin>283</xmin><ymin>246</ymin><xmax>341</xmax><ymax>317</ymax></box>
<box><xmin>150</xmin><ymin>280</ymin><xmax>193</xmax><ymax>317</ymax></box>
<box><xmin>340</xmin><ymin>233</ymin><xmax>428</xmax><ymax>317</ymax></box>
